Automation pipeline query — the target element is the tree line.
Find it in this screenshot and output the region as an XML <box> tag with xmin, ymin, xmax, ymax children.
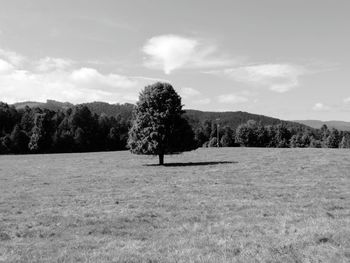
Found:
<box><xmin>1</xmin><ymin>100</ymin><xmax>350</xmax><ymax>155</ymax></box>
<box><xmin>194</xmin><ymin>119</ymin><xmax>350</xmax><ymax>148</ymax></box>
<box><xmin>0</xmin><ymin>102</ymin><xmax>129</xmax><ymax>154</ymax></box>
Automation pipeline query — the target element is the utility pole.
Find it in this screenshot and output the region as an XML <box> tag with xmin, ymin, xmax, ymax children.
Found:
<box><xmin>216</xmin><ymin>118</ymin><xmax>220</xmax><ymax>147</ymax></box>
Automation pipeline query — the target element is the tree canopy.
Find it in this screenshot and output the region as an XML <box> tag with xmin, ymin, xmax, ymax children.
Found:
<box><xmin>127</xmin><ymin>82</ymin><xmax>197</xmax><ymax>165</ymax></box>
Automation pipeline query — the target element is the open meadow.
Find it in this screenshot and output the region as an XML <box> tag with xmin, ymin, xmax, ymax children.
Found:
<box><xmin>0</xmin><ymin>148</ymin><xmax>349</xmax><ymax>263</ymax></box>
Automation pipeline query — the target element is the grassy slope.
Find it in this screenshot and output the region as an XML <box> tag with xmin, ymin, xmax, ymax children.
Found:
<box><xmin>0</xmin><ymin>148</ymin><xmax>349</xmax><ymax>262</ymax></box>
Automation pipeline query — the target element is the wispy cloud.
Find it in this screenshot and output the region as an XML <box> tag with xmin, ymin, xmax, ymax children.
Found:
<box><xmin>312</xmin><ymin>102</ymin><xmax>331</xmax><ymax>111</ymax></box>
<box><xmin>76</xmin><ymin>15</ymin><xmax>136</xmax><ymax>31</ymax></box>
<box><xmin>35</xmin><ymin>57</ymin><xmax>74</xmax><ymax>72</ymax></box>
<box><xmin>217</xmin><ymin>94</ymin><xmax>248</xmax><ymax>104</ymax></box>
<box><xmin>142</xmin><ymin>34</ymin><xmax>234</xmax><ymax>74</ymax></box>
<box><xmin>0</xmin><ymin>59</ymin><xmax>14</xmax><ymax>73</ymax></box>
<box><xmin>208</xmin><ymin>63</ymin><xmax>306</xmax><ymax>93</ymax></box>
<box><xmin>142</xmin><ymin>35</ymin><xmax>308</xmax><ymax>95</ymax></box>
<box><xmin>192</xmin><ymin>98</ymin><xmax>211</xmax><ymax>105</ymax></box>
<box><xmin>129</xmin><ymin>76</ymin><xmax>170</xmax><ymax>83</ymax></box>
<box><xmin>0</xmin><ymin>48</ymin><xmax>26</xmax><ymax>67</ymax></box>
<box><xmin>344</xmin><ymin>97</ymin><xmax>350</xmax><ymax>104</ymax></box>
<box><xmin>178</xmin><ymin>87</ymin><xmax>201</xmax><ymax>99</ymax></box>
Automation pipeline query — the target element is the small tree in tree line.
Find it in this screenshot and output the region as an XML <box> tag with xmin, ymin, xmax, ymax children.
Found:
<box><xmin>127</xmin><ymin>82</ymin><xmax>197</xmax><ymax>165</ymax></box>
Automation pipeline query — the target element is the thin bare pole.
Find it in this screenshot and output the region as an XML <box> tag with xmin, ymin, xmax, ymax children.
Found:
<box><xmin>216</xmin><ymin>118</ymin><xmax>220</xmax><ymax>147</ymax></box>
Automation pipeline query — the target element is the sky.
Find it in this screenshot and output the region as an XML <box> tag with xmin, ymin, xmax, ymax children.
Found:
<box><xmin>0</xmin><ymin>0</ymin><xmax>349</xmax><ymax>121</ymax></box>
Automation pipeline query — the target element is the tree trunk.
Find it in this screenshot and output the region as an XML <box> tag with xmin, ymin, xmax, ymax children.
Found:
<box><xmin>159</xmin><ymin>154</ymin><xmax>164</xmax><ymax>165</ymax></box>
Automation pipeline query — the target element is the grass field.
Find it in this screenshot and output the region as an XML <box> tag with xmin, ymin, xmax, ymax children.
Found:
<box><xmin>0</xmin><ymin>148</ymin><xmax>349</xmax><ymax>262</ymax></box>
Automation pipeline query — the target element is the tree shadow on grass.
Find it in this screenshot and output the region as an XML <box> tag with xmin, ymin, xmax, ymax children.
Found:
<box><xmin>145</xmin><ymin>161</ymin><xmax>238</xmax><ymax>167</ymax></box>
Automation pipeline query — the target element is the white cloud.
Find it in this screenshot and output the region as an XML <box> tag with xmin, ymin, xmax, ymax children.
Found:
<box><xmin>70</xmin><ymin>67</ymin><xmax>137</xmax><ymax>90</ymax></box>
<box><xmin>209</xmin><ymin>63</ymin><xmax>305</xmax><ymax>93</ymax></box>
<box><xmin>312</xmin><ymin>102</ymin><xmax>331</xmax><ymax>111</ymax></box>
<box><xmin>0</xmin><ymin>51</ymin><xmax>157</xmax><ymax>104</ymax></box>
<box><xmin>0</xmin><ymin>67</ymin><xmax>144</xmax><ymax>104</ymax></box>
<box><xmin>217</xmin><ymin>94</ymin><xmax>248</xmax><ymax>104</ymax></box>
<box><xmin>142</xmin><ymin>34</ymin><xmax>234</xmax><ymax>74</ymax></box>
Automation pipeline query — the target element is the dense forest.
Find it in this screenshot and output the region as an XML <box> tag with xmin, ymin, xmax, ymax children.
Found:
<box><xmin>0</xmin><ymin>102</ymin><xmax>129</xmax><ymax>154</ymax></box>
<box><xmin>1</xmin><ymin>100</ymin><xmax>350</xmax><ymax>154</ymax></box>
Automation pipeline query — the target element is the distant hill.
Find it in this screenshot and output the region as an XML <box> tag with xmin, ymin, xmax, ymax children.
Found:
<box><xmin>294</xmin><ymin>120</ymin><xmax>350</xmax><ymax>131</ymax></box>
<box><xmin>12</xmin><ymin>100</ymin><xmax>313</xmax><ymax>131</ymax></box>
<box><xmin>13</xmin><ymin>100</ymin><xmax>134</xmax><ymax>120</ymax></box>
<box><xmin>185</xmin><ymin>110</ymin><xmax>309</xmax><ymax>131</ymax></box>
<box><xmin>80</xmin><ymin>102</ymin><xmax>135</xmax><ymax>120</ymax></box>
<box><xmin>14</xmin><ymin>100</ymin><xmax>74</xmax><ymax>111</ymax></box>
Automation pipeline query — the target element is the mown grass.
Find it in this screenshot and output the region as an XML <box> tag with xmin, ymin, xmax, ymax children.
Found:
<box><xmin>0</xmin><ymin>148</ymin><xmax>349</xmax><ymax>262</ymax></box>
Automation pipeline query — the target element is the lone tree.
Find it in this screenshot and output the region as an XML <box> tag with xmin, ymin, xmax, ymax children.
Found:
<box><xmin>128</xmin><ymin>82</ymin><xmax>197</xmax><ymax>165</ymax></box>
